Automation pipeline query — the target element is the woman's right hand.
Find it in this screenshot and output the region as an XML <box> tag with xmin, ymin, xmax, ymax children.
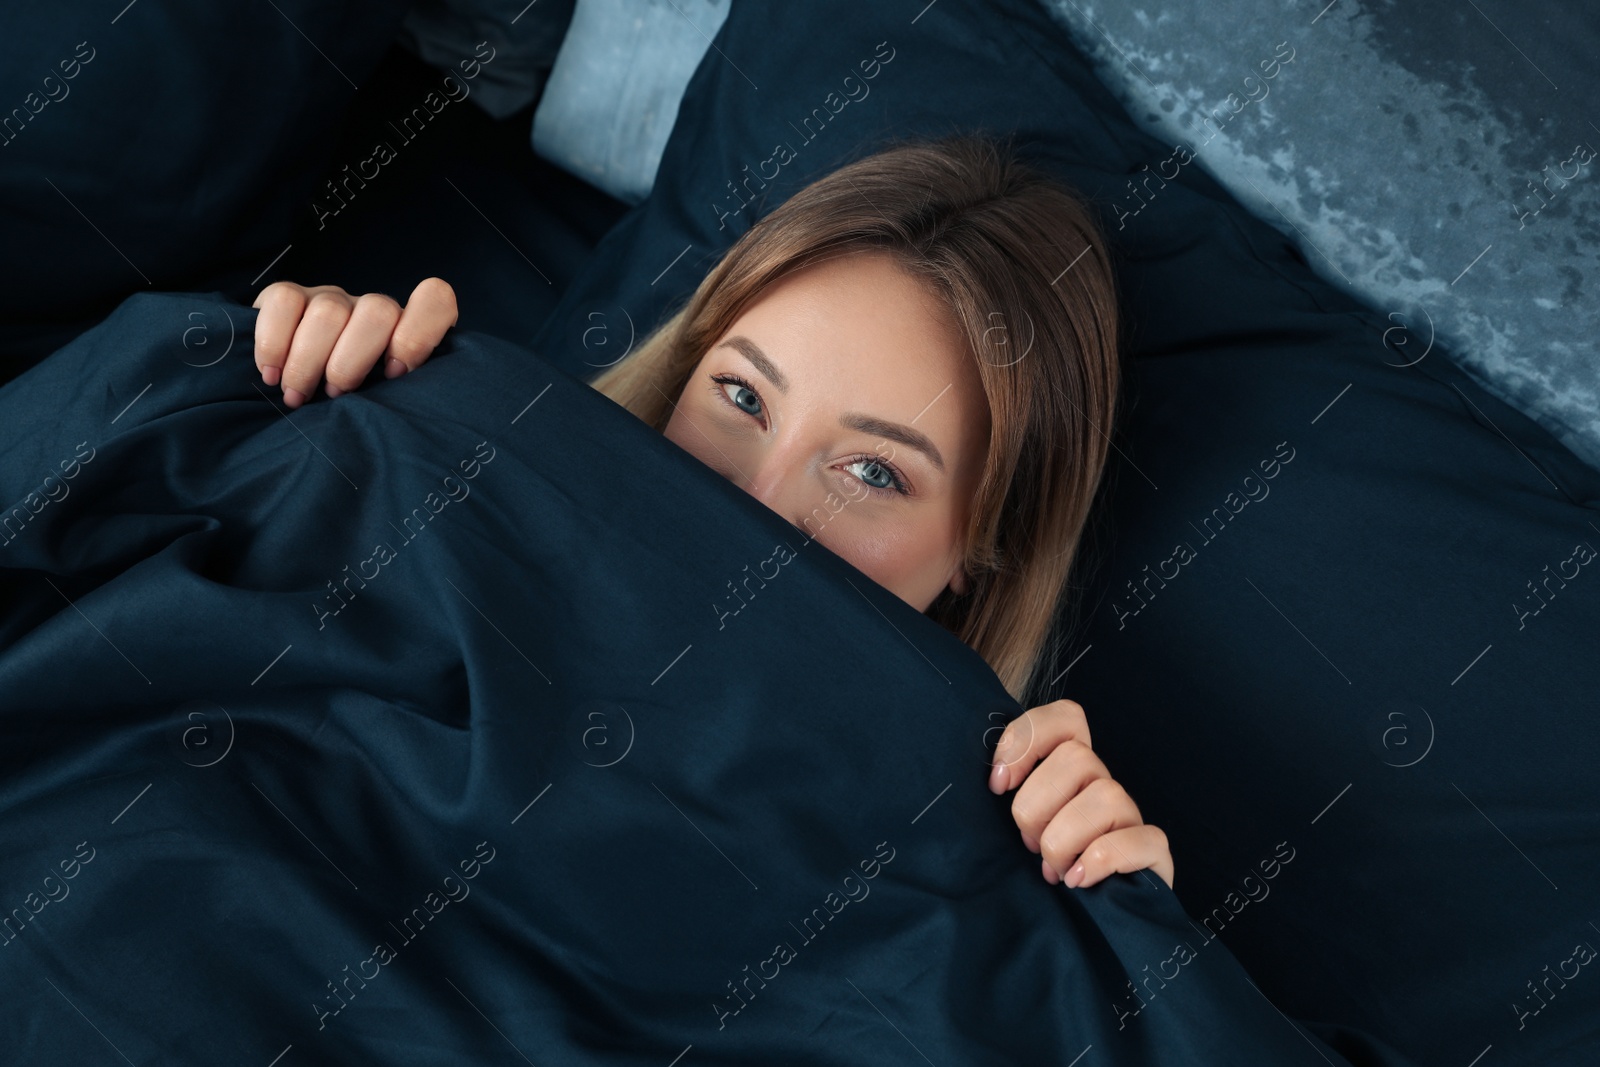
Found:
<box><xmin>251</xmin><ymin>278</ymin><xmax>458</xmax><ymax>408</ymax></box>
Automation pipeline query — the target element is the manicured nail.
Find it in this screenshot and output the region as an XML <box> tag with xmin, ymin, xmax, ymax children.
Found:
<box><xmin>283</xmin><ymin>388</ymin><xmax>305</xmax><ymax>409</ymax></box>
<box><xmin>1042</xmin><ymin>858</ymin><xmax>1059</xmax><ymax>885</ymax></box>
<box><xmin>325</xmin><ymin>383</ymin><xmax>343</xmax><ymax>398</ymax></box>
<box><xmin>1065</xmin><ymin>863</ymin><xmax>1086</xmax><ymax>888</ymax></box>
<box><xmin>261</xmin><ymin>365</ymin><xmax>281</xmax><ymax>386</ymax></box>
<box><xmin>385</xmin><ymin>357</ymin><xmax>408</xmax><ymax>379</ymax></box>
<box><xmin>988</xmin><ymin>760</ymin><xmax>1006</xmax><ymax>794</ymax></box>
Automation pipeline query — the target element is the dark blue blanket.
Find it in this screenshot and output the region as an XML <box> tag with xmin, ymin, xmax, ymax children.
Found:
<box><xmin>0</xmin><ymin>293</ymin><xmax>1374</xmax><ymax>1065</ymax></box>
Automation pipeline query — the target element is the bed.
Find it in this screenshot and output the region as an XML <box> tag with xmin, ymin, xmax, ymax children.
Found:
<box><xmin>1</xmin><ymin>1</ymin><xmax>1595</xmax><ymax>1064</ymax></box>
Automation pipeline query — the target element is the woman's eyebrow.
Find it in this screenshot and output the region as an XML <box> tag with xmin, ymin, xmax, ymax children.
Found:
<box><xmin>716</xmin><ymin>334</ymin><xmax>945</xmax><ymax>472</ymax></box>
<box><xmin>717</xmin><ymin>336</ymin><xmax>789</xmax><ymax>393</ymax></box>
<box><xmin>839</xmin><ymin>413</ymin><xmax>945</xmax><ymax>473</ymax></box>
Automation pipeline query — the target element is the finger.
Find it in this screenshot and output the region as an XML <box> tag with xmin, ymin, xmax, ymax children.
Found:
<box><xmin>1054</xmin><ymin>824</ymin><xmax>1173</xmax><ymax>890</ymax></box>
<box><xmin>323</xmin><ymin>293</ymin><xmax>402</xmax><ymax>397</ymax></box>
<box><xmin>989</xmin><ymin>698</ymin><xmax>1092</xmax><ymax>794</ymax></box>
<box><xmin>1036</xmin><ymin>776</ymin><xmax>1143</xmax><ymax>883</ymax></box>
<box><xmin>280</xmin><ymin>290</ymin><xmax>353</xmax><ymax>409</ymax></box>
<box><xmin>252</xmin><ymin>282</ymin><xmax>309</xmax><ymax>388</ymax></box>
<box><xmin>1009</xmin><ymin>738</ymin><xmax>1109</xmax><ymax>852</ymax></box>
<box><xmin>384</xmin><ymin>277</ymin><xmax>457</xmax><ymax>378</ymax></box>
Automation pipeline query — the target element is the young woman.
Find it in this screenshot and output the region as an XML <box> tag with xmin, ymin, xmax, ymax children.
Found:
<box><xmin>251</xmin><ymin>136</ymin><xmax>1175</xmax><ymax>893</ymax></box>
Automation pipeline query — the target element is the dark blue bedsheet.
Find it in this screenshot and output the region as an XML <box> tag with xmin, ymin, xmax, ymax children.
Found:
<box><xmin>0</xmin><ymin>292</ymin><xmax>1391</xmax><ymax>1065</ymax></box>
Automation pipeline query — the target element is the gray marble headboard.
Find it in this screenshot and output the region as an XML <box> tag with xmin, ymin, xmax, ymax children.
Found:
<box><xmin>1043</xmin><ymin>0</ymin><xmax>1600</xmax><ymax>471</ymax></box>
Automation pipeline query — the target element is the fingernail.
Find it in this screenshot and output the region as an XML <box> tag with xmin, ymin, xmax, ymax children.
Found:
<box><xmin>325</xmin><ymin>383</ymin><xmax>343</xmax><ymax>398</ymax></box>
<box><xmin>1022</xmin><ymin>834</ymin><xmax>1039</xmax><ymax>855</ymax></box>
<box><xmin>385</xmin><ymin>357</ymin><xmax>408</xmax><ymax>379</ymax></box>
<box><xmin>988</xmin><ymin>760</ymin><xmax>1006</xmax><ymax>794</ymax></box>
<box><xmin>1042</xmin><ymin>859</ymin><xmax>1059</xmax><ymax>885</ymax></box>
<box><xmin>261</xmin><ymin>365</ymin><xmax>281</xmax><ymax>386</ymax></box>
<box><xmin>283</xmin><ymin>388</ymin><xmax>305</xmax><ymax>409</ymax></box>
<box><xmin>1065</xmin><ymin>863</ymin><xmax>1086</xmax><ymax>888</ymax></box>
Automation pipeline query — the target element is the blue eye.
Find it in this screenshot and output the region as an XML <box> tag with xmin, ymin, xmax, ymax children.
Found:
<box><xmin>711</xmin><ymin>374</ymin><xmax>763</xmax><ymax>417</ymax></box>
<box><xmin>843</xmin><ymin>454</ymin><xmax>910</xmax><ymax>496</ymax></box>
<box><xmin>850</xmin><ymin>458</ymin><xmax>894</xmax><ymax>490</ymax></box>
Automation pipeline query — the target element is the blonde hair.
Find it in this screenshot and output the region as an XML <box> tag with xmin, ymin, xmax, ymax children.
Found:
<box><xmin>590</xmin><ymin>135</ymin><xmax>1122</xmax><ymax>703</ymax></box>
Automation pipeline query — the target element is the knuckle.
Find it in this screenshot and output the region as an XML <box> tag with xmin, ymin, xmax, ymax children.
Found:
<box><xmin>1009</xmin><ymin>793</ymin><xmax>1039</xmax><ymax>829</ymax></box>
<box><xmin>260</xmin><ymin>280</ymin><xmax>301</xmax><ymax>303</ymax></box>
<box><xmin>258</xmin><ymin>288</ymin><xmax>304</xmax><ymax>327</ymax></box>
<box><xmin>355</xmin><ymin>292</ymin><xmax>401</xmax><ymax>320</ymax></box>
<box><xmin>1055</xmin><ymin>698</ymin><xmax>1091</xmax><ymax>743</ymax></box>
<box><xmin>1058</xmin><ymin>738</ymin><xmax>1094</xmax><ymax>765</ymax></box>
<box><xmin>415</xmin><ymin>276</ymin><xmax>457</xmax><ymax>308</ymax></box>
<box><xmin>1053</xmin><ymin>697</ymin><xmax>1084</xmax><ymax>719</ymax></box>
<box><xmin>388</xmin><ymin>326</ymin><xmax>430</xmax><ymax>365</ymax></box>
<box><xmin>1083</xmin><ymin>775</ymin><xmax>1126</xmax><ymax>809</ymax></box>
<box><xmin>302</xmin><ymin>292</ymin><xmax>351</xmax><ymax>328</ymax></box>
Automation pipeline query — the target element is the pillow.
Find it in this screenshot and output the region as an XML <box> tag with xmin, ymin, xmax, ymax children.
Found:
<box><xmin>531</xmin><ymin>0</ymin><xmax>731</xmax><ymax>203</ymax></box>
<box><xmin>1040</xmin><ymin>0</ymin><xmax>1600</xmax><ymax>473</ymax></box>
<box><xmin>0</xmin><ymin>0</ymin><xmax>410</xmax><ymax>381</ymax></box>
<box><xmin>396</xmin><ymin>0</ymin><xmax>576</xmax><ymax>119</ymax></box>
<box><xmin>530</xmin><ymin>1</ymin><xmax>1600</xmax><ymax>1065</ymax></box>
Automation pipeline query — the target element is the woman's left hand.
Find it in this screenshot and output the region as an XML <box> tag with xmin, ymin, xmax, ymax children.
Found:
<box><xmin>988</xmin><ymin>698</ymin><xmax>1174</xmax><ymax>890</ymax></box>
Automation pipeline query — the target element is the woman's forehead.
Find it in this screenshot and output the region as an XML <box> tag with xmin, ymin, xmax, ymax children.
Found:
<box><xmin>732</xmin><ymin>252</ymin><xmax>968</xmax><ymax>384</ymax></box>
